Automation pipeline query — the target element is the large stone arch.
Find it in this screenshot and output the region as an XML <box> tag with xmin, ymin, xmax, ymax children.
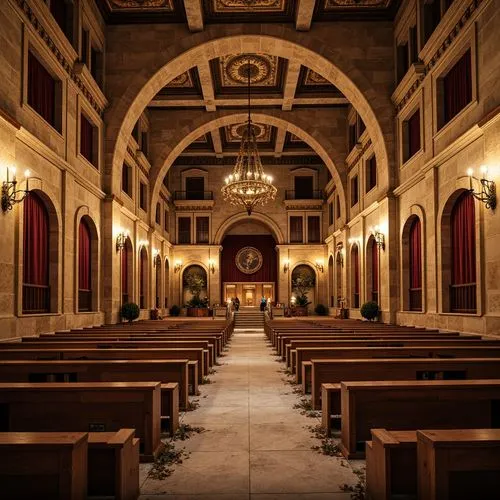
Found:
<box><xmin>149</xmin><ymin>110</ymin><xmax>348</xmax><ymax>221</ymax></box>
<box><xmin>105</xmin><ymin>29</ymin><xmax>394</xmax><ymax>199</ymax></box>
<box><xmin>213</xmin><ymin>211</ymin><xmax>285</xmax><ymax>245</ymax></box>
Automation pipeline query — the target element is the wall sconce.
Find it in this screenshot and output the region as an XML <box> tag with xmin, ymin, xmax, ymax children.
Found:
<box><xmin>336</xmin><ymin>242</ymin><xmax>344</xmax><ymax>267</ymax></box>
<box><xmin>290</xmin><ymin>296</ymin><xmax>296</xmax><ymax>306</ymax></box>
<box><xmin>208</xmin><ymin>259</ymin><xmax>215</xmax><ymax>274</ymax></box>
<box><xmin>348</xmin><ymin>237</ymin><xmax>358</xmax><ymax>246</ymax></box>
<box><xmin>138</xmin><ymin>240</ymin><xmax>149</xmax><ymax>250</ymax></box>
<box><xmin>2</xmin><ymin>167</ymin><xmax>31</xmax><ymax>212</ymax></box>
<box><xmin>283</xmin><ymin>259</ymin><xmax>290</xmax><ymax>273</ymax></box>
<box><xmin>153</xmin><ymin>249</ymin><xmax>160</xmax><ymax>266</ymax></box>
<box><xmin>174</xmin><ymin>260</ymin><xmax>182</xmax><ymax>273</ymax></box>
<box><xmin>315</xmin><ymin>259</ymin><xmax>324</xmax><ymax>273</ymax></box>
<box><xmin>116</xmin><ymin>229</ymin><xmax>130</xmax><ymax>252</ymax></box>
<box><xmin>467</xmin><ymin>166</ymin><xmax>496</xmax><ymax>210</ymax></box>
<box><xmin>370</xmin><ymin>225</ymin><xmax>385</xmax><ymax>250</ymax></box>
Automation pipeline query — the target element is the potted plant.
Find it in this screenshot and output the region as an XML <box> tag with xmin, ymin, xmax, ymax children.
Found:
<box><xmin>169</xmin><ymin>304</ymin><xmax>181</xmax><ymax>317</ymax></box>
<box><xmin>314</xmin><ymin>303</ymin><xmax>328</xmax><ymax>316</ymax></box>
<box><xmin>184</xmin><ymin>270</ymin><xmax>209</xmax><ymax>317</ymax></box>
<box><xmin>291</xmin><ymin>270</ymin><xmax>316</xmax><ymax>316</ymax></box>
<box><xmin>120</xmin><ymin>302</ymin><xmax>140</xmax><ymax>323</ymax></box>
<box><xmin>361</xmin><ymin>301</ymin><xmax>379</xmax><ymax>321</ymax></box>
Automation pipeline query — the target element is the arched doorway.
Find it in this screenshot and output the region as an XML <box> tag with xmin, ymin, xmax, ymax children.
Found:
<box><xmin>350</xmin><ymin>244</ymin><xmax>360</xmax><ymax>309</ymax></box>
<box><xmin>78</xmin><ymin>216</ymin><xmax>99</xmax><ymax>312</ymax></box>
<box><xmin>164</xmin><ymin>258</ymin><xmax>170</xmax><ymax>310</ymax></box>
<box><xmin>335</xmin><ymin>251</ymin><xmax>343</xmax><ymax>307</ymax></box>
<box><xmin>220</xmin><ymin>219</ymin><xmax>277</xmax><ymax>306</ymax></box>
<box><xmin>291</xmin><ymin>264</ymin><xmax>317</xmax><ymax>311</ymax></box>
<box><xmin>139</xmin><ymin>247</ymin><xmax>148</xmax><ymax>309</ymax></box>
<box><xmin>121</xmin><ymin>237</ymin><xmax>133</xmax><ymax>305</ymax></box>
<box><xmin>366</xmin><ymin>236</ymin><xmax>379</xmax><ymax>304</ymax></box>
<box><xmin>182</xmin><ymin>265</ymin><xmax>208</xmax><ymax>306</ymax></box>
<box><xmin>154</xmin><ymin>254</ymin><xmax>161</xmax><ymax>309</ymax></box>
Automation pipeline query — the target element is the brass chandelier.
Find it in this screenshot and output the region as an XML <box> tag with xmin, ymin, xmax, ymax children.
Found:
<box><xmin>221</xmin><ymin>58</ymin><xmax>277</xmax><ymax>215</ymax></box>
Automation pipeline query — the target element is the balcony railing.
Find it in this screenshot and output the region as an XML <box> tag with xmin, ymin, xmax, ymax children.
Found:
<box><xmin>23</xmin><ymin>284</ymin><xmax>50</xmax><ymax>314</ymax></box>
<box><xmin>285</xmin><ymin>190</ymin><xmax>324</xmax><ymax>200</ymax></box>
<box><xmin>450</xmin><ymin>283</ymin><xmax>476</xmax><ymax>314</ymax></box>
<box><xmin>78</xmin><ymin>289</ymin><xmax>92</xmax><ymax>312</ymax></box>
<box><xmin>409</xmin><ymin>288</ymin><xmax>422</xmax><ymax>311</ymax></box>
<box><xmin>175</xmin><ymin>191</ymin><xmax>213</xmax><ymax>201</ymax></box>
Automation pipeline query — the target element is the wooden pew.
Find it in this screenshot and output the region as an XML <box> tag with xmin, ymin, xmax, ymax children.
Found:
<box><xmin>14</xmin><ymin>339</ymin><xmax>215</xmax><ymax>367</ymax></box>
<box><xmin>0</xmin><ymin>359</ymin><xmax>182</xmax><ymax>430</ymax></box>
<box><xmin>0</xmin><ymin>431</ymin><xmax>88</xmax><ymax>500</ymax></box>
<box><xmin>285</xmin><ymin>337</ymin><xmax>500</xmax><ymax>367</ymax></box>
<box><xmin>292</xmin><ymin>345</ymin><xmax>500</xmax><ymax>383</ymax></box>
<box><xmin>0</xmin><ymin>382</ymin><xmax>163</xmax><ymax>462</ymax></box>
<box><xmin>313</xmin><ymin>357</ymin><xmax>500</xmax><ymax>411</ymax></box>
<box><xmin>88</xmin><ymin>428</ymin><xmax>140</xmax><ymax>500</ymax></box>
<box><xmin>417</xmin><ymin>429</ymin><xmax>500</xmax><ymax>500</ymax></box>
<box><xmin>339</xmin><ymin>379</ymin><xmax>500</xmax><ymax>458</ymax></box>
<box><xmin>0</xmin><ymin>349</ymin><xmax>198</xmax><ymax>396</ymax></box>
<box><xmin>365</xmin><ymin>429</ymin><xmax>417</xmax><ymax>500</ymax></box>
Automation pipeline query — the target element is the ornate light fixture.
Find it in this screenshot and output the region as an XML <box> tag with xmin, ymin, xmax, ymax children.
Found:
<box><xmin>221</xmin><ymin>57</ymin><xmax>277</xmax><ymax>215</ymax></box>
<box><xmin>370</xmin><ymin>225</ymin><xmax>385</xmax><ymax>250</ymax></box>
<box><xmin>2</xmin><ymin>167</ymin><xmax>31</xmax><ymax>212</ymax></box>
<box><xmin>315</xmin><ymin>259</ymin><xmax>324</xmax><ymax>273</ymax></box>
<box><xmin>336</xmin><ymin>242</ymin><xmax>344</xmax><ymax>267</ymax></box>
<box><xmin>116</xmin><ymin>229</ymin><xmax>130</xmax><ymax>252</ymax></box>
<box><xmin>467</xmin><ymin>166</ymin><xmax>496</xmax><ymax>210</ymax></box>
<box><xmin>153</xmin><ymin>249</ymin><xmax>161</xmax><ymax>266</ymax></box>
<box><xmin>208</xmin><ymin>259</ymin><xmax>215</xmax><ymax>274</ymax></box>
<box><xmin>283</xmin><ymin>259</ymin><xmax>290</xmax><ymax>273</ymax></box>
<box><xmin>174</xmin><ymin>260</ymin><xmax>182</xmax><ymax>273</ymax></box>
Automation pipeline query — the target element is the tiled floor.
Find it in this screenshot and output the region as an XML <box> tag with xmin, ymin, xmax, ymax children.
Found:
<box><xmin>139</xmin><ymin>330</ymin><xmax>360</xmax><ymax>499</ymax></box>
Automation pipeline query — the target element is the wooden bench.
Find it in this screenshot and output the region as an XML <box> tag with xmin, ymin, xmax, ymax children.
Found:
<box><xmin>312</xmin><ymin>357</ymin><xmax>500</xmax><ymax>411</ymax></box>
<box><xmin>0</xmin><ymin>431</ymin><xmax>88</xmax><ymax>500</ymax></box>
<box><xmin>339</xmin><ymin>379</ymin><xmax>500</xmax><ymax>458</ymax></box>
<box><xmin>0</xmin><ymin>350</ymin><xmax>196</xmax><ymax>401</ymax></box>
<box><xmin>285</xmin><ymin>337</ymin><xmax>500</xmax><ymax>367</ymax></box>
<box><xmin>88</xmin><ymin>428</ymin><xmax>140</xmax><ymax>500</ymax></box>
<box><xmin>292</xmin><ymin>345</ymin><xmax>500</xmax><ymax>383</ymax></box>
<box><xmin>417</xmin><ymin>429</ymin><xmax>500</xmax><ymax>500</ymax></box>
<box><xmin>0</xmin><ymin>359</ymin><xmax>181</xmax><ymax>431</ymax></box>
<box><xmin>0</xmin><ymin>382</ymin><xmax>163</xmax><ymax>462</ymax></box>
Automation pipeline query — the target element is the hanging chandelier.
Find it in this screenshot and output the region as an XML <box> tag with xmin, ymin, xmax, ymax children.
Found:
<box><xmin>221</xmin><ymin>58</ymin><xmax>277</xmax><ymax>215</ymax></box>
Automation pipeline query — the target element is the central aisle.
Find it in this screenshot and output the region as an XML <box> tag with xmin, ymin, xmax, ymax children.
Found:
<box><xmin>140</xmin><ymin>330</ymin><xmax>358</xmax><ymax>499</ymax></box>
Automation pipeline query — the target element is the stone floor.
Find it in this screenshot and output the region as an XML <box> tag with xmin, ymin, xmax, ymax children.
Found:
<box><xmin>139</xmin><ymin>329</ymin><xmax>362</xmax><ymax>499</ymax></box>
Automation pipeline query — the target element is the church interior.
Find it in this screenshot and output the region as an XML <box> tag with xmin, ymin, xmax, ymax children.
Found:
<box><xmin>0</xmin><ymin>0</ymin><xmax>500</xmax><ymax>498</ymax></box>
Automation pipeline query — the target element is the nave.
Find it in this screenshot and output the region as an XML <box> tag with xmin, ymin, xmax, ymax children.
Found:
<box><xmin>139</xmin><ymin>329</ymin><xmax>360</xmax><ymax>499</ymax></box>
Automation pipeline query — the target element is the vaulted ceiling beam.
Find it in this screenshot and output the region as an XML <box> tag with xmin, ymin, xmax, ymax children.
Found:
<box><xmin>295</xmin><ymin>0</ymin><xmax>316</xmax><ymax>31</ymax></box>
<box><xmin>183</xmin><ymin>0</ymin><xmax>204</xmax><ymax>32</ymax></box>
<box><xmin>197</xmin><ymin>61</ymin><xmax>216</xmax><ymax>111</ymax></box>
<box><xmin>274</xmin><ymin>128</ymin><xmax>287</xmax><ymax>158</ymax></box>
<box><xmin>210</xmin><ymin>129</ymin><xmax>224</xmax><ymax>158</ymax></box>
<box><xmin>282</xmin><ymin>60</ymin><xmax>302</xmax><ymax>111</ymax></box>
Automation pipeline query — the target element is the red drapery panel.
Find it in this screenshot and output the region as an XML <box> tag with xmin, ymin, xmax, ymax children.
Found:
<box><xmin>408</xmin><ymin>110</ymin><xmax>421</xmax><ymax>158</ymax></box>
<box><xmin>352</xmin><ymin>245</ymin><xmax>359</xmax><ymax>294</ymax></box>
<box><xmin>451</xmin><ymin>192</ymin><xmax>476</xmax><ymax>285</ymax></box>
<box><xmin>409</xmin><ymin>218</ymin><xmax>422</xmax><ymax>288</ymax></box>
<box><xmin>23</xmin><ymin>193</ymin><xmax>49</xmax><ymax>286</ymax></box>
<box><xmin>78</xmin><ymin>220</ymin><xmax>91</xmax><ymax>290</ymax></box>
<box><xmin>121</xmin><ymin>243</ymin><xmax>129</xmax><ymax>294</ymax></box>
<box><xmin>140</xmin><ymin>249</ymin><xmax>147</xmax><ymax>295</ymax></box>
<box><xmin>371</xmin><ymin>240</ymin><xmax>379</xmax><ymax>292</ymax></box>
<box><xmin>28</xmin><ymin>52</ymin><xmax>55</xmax><ymax>127</ymax></box>
<box><xmin>444</xmin><ymin>49</ymin><xmax>472</xmax><ymax>124</ymax></box>
<box><xmin>221</xmin><ymin>235</ymin><xmax>277</xmax><ymax>284</ymax></box>
<box><xmin>80</xmin><ymin>114</ymin><xmax>94</xmax><ymax>165</ymax></box>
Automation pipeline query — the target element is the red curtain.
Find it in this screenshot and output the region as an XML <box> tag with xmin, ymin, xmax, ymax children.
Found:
<box><xmin>80</xmin><ymin>114</ymin><xmax>94</xmax><ymax>165</ymax></box>
<box><xmin>28</xmin><ymin>52</ymin><xmax>55</xmax><ymax>126</ymax></box>
<box><xmin>352</xmin><ymin>245</ymin><xmax>359</xmax><ymax>294</ymax></box>
<box><xmin>78</xmin><ymin>220</ymin><xmax>91</xmax><ymax>291</ymax></box>
<box><xmin>23</xmin><ymin>193</ymin><xmax>49</xmax><ymax>286</ymax></box>
<box><xmin>409</xmin><ymin>218</ymin><xmax>422</xmax><ymax>288</ymax></box>
<box><xmin>371</xmin><ymin>240</ymin><xmax>379</xmax><ymax>292</ymax></box>
<box><xmin>140</xmin><ymin>249</ymin><xmax>147</xmax><ymax>296</ymax></box>
<box><xmin>451</xmin><ymin>192</ymin><xmax>476</xmax><ymax>285</ymax></box>
<box><xmin>121</xmin><ymin>243</ymin><xmax>129</xmax><ymax>294</ymax></box>
<box><xmin>221</xmin><ymin>235</ymin><xmax>277</xmax><ymax>284</ymax></box>
<box><xmin>444</xmin><ymin>49</ymin><xmax>472</xmax><ymax>123</ymax></box>
<box><xmin>408</xmin><ymin>110</ymin><xmax>421</xmax><ymax>158</ymax></box>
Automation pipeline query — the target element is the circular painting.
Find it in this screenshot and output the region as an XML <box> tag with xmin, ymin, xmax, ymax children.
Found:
<box><xmin>235</xmin><ymin>247</ymin><xmax>263</xmax><ymax>274</ymax></box>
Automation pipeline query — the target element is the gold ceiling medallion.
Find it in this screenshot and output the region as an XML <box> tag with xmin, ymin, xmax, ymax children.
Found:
<box><xmin>221</xmin><ymin>57</ymin><xmax>277</xmax><ymax>215</ymax></box>
<box><xmin>226</xmin><ymin>123</ymin><xmax>271</xmax><ymax>143</ymax></box>
<box><xmin>324</xmin><ymin>0</ymin><xmax>390</xmax><ymax>8</ymax></box>
<box><xmin>235</xmin><ymin>247</ymin><xmax>263</xmax><ymax>274</ymax></box>
<box><xmin>222</xmin><ymin>54</ymin><xmax>277</xmax><ymax>87</ymax></box>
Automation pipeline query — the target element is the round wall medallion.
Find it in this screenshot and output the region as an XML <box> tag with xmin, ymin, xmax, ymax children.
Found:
<box><xmin>235</xmin><ymin>247</ymin><xmax>263</xmax><ymax>274</ymax></box>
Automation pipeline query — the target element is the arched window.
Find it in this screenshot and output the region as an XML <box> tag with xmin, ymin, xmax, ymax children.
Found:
<box><xmin>23</xmin><ymin>192</ymin><xmax>50</xmax><ymax>313</ymax></box>
<box><xmin>450</xmin><ymin>191</ymin><xmax>476</xmax><ymax>313</ymax></box>
<box><xmin>139</xmin><ymin>247</ymin><xmax>148</xmax><ymax>309</ymax></box>
<box><xmin>78</xmin><ymin>219</ymin><xmax>92</xmax><ymax>311</ymax></box>
<box><xmin>121</xmin><ymin>238</ymin><xmax>132</xmax><ymax>304</ymax></box>
<box><xmin>164</xmin><ymin>258</ymin><xmax>170</xmax><ymax>309</ymax></box>
<box><xmin>351</xmin><ymin>244</ymin><xmax>360</xmax><ymax>308</ymax></box>
<box><xmin>409</xmin><ymin>218</ymin><xmax>422</xmax><ymax>311</ymax></box>
<box><xmin>336</xmin><ymin>251</ymin><xmax>343</xmax><ymax>307</ymax></box>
